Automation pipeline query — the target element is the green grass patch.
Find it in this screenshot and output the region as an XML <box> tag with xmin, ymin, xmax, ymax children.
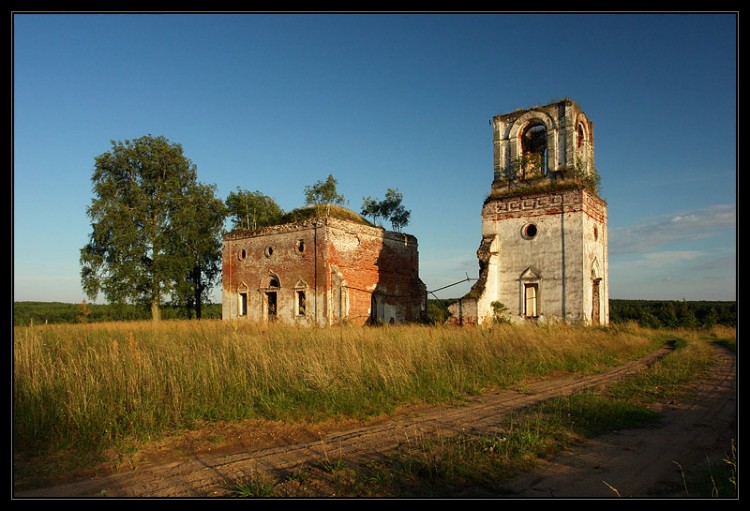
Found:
<box><xmin>227</xmin><ymin>472</ymin><xmax>277</xmax><ymax>497</ymax></box>
<box><xmin>680</xmin><ymin>439</ymin><xmax>737</xmax><ymax>498</ymax></box>
<box><xmin>537</xmin><ymin>393</ymin><xmax>661</xmax><ymax>437</ymax></box>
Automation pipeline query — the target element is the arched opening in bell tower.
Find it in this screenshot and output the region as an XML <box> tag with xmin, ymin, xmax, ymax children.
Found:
<box><xmin>520</xmin><ymin>121</ymin><xmax>548</xmax><ymax>178</ymax></box>
<box><xmin>576</xmin><ymin>122</ymin><xmax>586</xmax><ymax>149</ymax></box>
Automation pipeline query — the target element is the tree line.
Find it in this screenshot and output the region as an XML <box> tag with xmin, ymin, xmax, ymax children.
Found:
<box><xmin>79</xmin><ymin>135</ymin><xmax>411</xmax><ymax>321</ymax></box>
<box><xmin>608</xmin><ymin>299</ymin><xmax>736</xmax><ymax>329</ymax></box>
<box><xmin>13</xmin><ymin>299</ymin><xmax>735</xmax><ymax>328</ymax></box>
<box><xmin>12</xmin><ymin>301</ymin><xmax>224</xmax><ymax>326</ymax></box>
<box><xmin>424</xmin><ymin>298</ymin><xmax>736</xmax><ymax>328</ymax></box>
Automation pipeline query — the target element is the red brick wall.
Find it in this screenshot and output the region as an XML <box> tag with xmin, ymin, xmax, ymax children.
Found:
<box><xmin>222</xmin><ymin>217</ymin><xmax>425</xmax><ymax>326</ymax></box>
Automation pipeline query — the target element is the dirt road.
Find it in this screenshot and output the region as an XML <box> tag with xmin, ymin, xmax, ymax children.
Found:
<box><xmin>14</xmin><ymin>343</ymin><xmax>736</xmax><ymax>499</ymax></box>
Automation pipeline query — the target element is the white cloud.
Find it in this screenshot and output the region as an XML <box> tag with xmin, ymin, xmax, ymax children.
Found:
<box><xmin>610</xmin><ymin>250</ymin><xmax>705</xmax><ymax>271</ymax></box>
<box><xmin>610</xmin><ymin>204</ymin><xmax>736</xmax><ymax>255</ymax></box>
<box><xmin>609</xmin><ymin>249</ymin><xmax>736</xmax><ymax>301</ymax></box>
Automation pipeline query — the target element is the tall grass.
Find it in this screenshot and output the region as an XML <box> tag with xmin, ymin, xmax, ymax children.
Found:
<box><xmin>385</xmin><ymin>325</ymin><xmax>737</xmax><ymax>498</ymax></box>
<box><xmin>14</xmin><ymin>320</ymin><xmax>662</xmax><ymax>456</ymax></box>
<box><xmin>219</xmin><ymin>325</ymin><xmax>735</xmax><ymax>498</ymax></box>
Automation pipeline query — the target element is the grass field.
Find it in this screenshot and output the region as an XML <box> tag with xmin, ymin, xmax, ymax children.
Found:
<box><xmin>13</xmin><ymin>320</ymin><xmax>736</xmax><ymax>497</ymax></box>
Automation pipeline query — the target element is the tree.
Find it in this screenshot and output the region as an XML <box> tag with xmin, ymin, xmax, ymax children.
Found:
<box><xmin>657</xmin><ymin>302</ymin><xmax>679</xmax><ymax>329</ymax></box>
<box><xmin>80</xmin><ymin>135</ymin><xmax>219</xmax><ymax>321</ymax></box>
<box><xmin>389</xmin><ymin>205</ymin><xmax>411</xmax><ymax>232</ymax></box>
<box><xmin>360</xmin><ymin>188</ymin><xmax>411</xmax><ymax>231</ymax></box>
<box><xmin>677</xmin><ymin>299</ymin><xmax>698</xmax><ymax>329</ymax></box>
<box><xmin>702</xmin><ymin>306</ymin><xmax>719</xmax><ymax>329</ymax></box>
<box><xmin>490</xmin><ymin>300</ymin><xmax>510</xmax><ymax>324</ymax></box>
<box><xmin>304</xmin><ymin>174</ymin><xmax>345</xmax><ymax>217</ymax></box>
<box><xmin>360</xmin><ymin>196</ymin><xmax>383</xmax><ymax>226</ymax></box>
<box><xmin>225</xmin><ymin>188</ymin><xmax>284</xmax><ymax>231</ymax></box>
<box><xmin>169</xmin><ymin>182</ymin><xmax>226</xmax><ymax>319</ymax></box>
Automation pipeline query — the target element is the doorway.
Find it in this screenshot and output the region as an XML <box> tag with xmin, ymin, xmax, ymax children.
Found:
<box><xmin>265</xmin><ymin>291</ymin><xmax>277</xmax><ymax>320</ymax></box>
<box><xmin>592</xmin><ymin>279</ymin><xmax>601</xmax><ymax>325</ymax></box>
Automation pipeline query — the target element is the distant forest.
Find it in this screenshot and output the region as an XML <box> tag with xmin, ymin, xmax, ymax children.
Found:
<box><xmin>12</xmin><ymin>302</ymin><xmax>223</xmax><ymax>326</ymax></box>
<box><xmin>13</xmin><ymin>299</ymin><xmax>736</xmax><ymax>329</ymax></box>
<box><xmin>426</xmin><ymin>299</ymin><xmax>736</xmax><ymax>328</ymax></box>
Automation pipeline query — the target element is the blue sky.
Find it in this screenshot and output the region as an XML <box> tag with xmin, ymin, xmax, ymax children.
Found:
<box><xmin>13</xmin><ymin>12</ymin><xmax>737</xmax><ymax>304</ymax></box>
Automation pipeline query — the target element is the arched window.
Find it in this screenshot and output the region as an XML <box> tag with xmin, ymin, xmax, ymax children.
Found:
<box><xmin>520</xmin><ymin>122</ymin><xmax>547</xmax><ymax>177</ymax></box>
<box><xmin>524</xmin><ymin>284</ymin><xmax>538</xmax><ymax>318</ymax></box>
<box><xmin>519</xmin><ymin>267</ymin><xmax>542</xmax><ymax>319</ymax></box>
<box><xmin>576</xmin><ymin>122</ymin><xmax>586</xmax><ymax>149</ymax></box>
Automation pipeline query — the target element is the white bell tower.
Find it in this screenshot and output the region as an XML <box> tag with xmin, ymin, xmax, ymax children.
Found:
<box><xmin>451</xmin><ymin>99</ymin><xmax>608</xmax><ymax>326</ymax></box>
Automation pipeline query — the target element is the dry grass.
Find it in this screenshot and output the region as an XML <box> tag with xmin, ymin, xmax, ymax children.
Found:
<box><xmin>14</xmin><ymin>320</ymin><xmax>663</xmax><ymax>455</ymax></box>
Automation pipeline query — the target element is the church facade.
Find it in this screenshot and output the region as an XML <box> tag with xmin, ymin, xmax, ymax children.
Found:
<box><xmin>222</xmin><ymin>214</ymin><xmax>427</xmax><ymax>326</ymax></box>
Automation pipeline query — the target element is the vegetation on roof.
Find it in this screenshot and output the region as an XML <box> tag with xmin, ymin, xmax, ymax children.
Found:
<box><xmin>280</xmin><ymin>205</ymin><xmax>374</xmax><ymax>227</ymax></box>
<box><xmin>485</xmin><ymin>180</ymin><xmax>586</xmax><ymax>204</ymax></box>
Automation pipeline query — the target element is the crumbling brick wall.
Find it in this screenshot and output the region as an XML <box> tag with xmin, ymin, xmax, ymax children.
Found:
<box><xmin>222</xmin><ymin>217</ymin><xmax>426</xmax><ymax>326</ymax></box>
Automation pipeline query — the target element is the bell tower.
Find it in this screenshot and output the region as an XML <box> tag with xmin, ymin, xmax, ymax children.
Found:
<box><xmin>491</xmin><ymin>99</ymin><xmax>595</xmax><ymax>192</ymax></box>
<box><xmin>450</xmin><ymin>99</ymin><xmax>608</xmax><ymax>326</ymax></box>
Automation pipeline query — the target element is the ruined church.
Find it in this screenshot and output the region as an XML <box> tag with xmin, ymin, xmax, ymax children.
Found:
<box><xmin>221</xmin><ymin>208</ymin><xmax>427</xmax><ymax>326</ymax></box>
<box><xmin>221</xmin><ymin>98</ymin><xmax>607</xmax><ymax>327</ymax></box>
<box><xmin>449</xmin><ymin>99</ymin><xmax>609</xmax><ymax>325</ymax></box>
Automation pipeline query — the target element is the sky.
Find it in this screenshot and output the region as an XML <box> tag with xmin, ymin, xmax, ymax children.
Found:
<box><xmin>13</xmin><ymin>12</ymin><xmax>737</xmax><ymax>304</ymax></box>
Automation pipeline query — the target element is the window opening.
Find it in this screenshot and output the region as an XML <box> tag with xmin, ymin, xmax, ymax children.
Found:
<box><xmin>524</xmin><ymin>284</ymin><xmax>538</xmax><ymax>318</ymax></box>
<box><xmin>522</xmin><ymin>223</ymin><xmax>538</xmax><ymax>239</ymax></box>
<box><xmin>521</xmin><ymin>122</ymin><xmax>547</xmax><ymax>177</ymax></box>
<box><xmin>296</xmin><ymin>290</ymin><xmax>306</xmax><ymax>316</ymax></box>
<box><xmin>266</xmin><ymin>292</ymin><xmax>277</xmax><ymax>319</ymax></box>
<box><xmin>370</xmin><ymin>294</ymin><xmax>379</xmax><ymax>324</ymax></box>
<box><xmin>239</xmin><ymin>292</ymin><xmax>248</xmax><ymax>317</ymax></box>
